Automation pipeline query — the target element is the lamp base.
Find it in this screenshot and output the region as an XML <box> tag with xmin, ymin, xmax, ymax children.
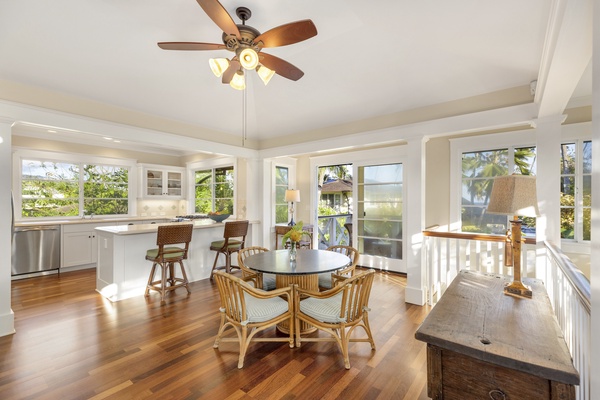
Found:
<box><xmin>503</xmin><ymin>281</ymin><xmax>532</xmax><ymax>298</ymax></box>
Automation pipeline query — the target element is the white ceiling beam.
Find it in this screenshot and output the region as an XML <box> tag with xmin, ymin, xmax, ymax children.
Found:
<box><xmin>536</xmin><ymin>0</ymin><xmax>593</xmax><ymax>117</ymax></box>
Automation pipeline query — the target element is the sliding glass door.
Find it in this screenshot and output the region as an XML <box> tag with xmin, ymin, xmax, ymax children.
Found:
<box><xmin>356</xmin><ymin>163</ymin><xmax>405</xmax><ymax>273</ymax></box>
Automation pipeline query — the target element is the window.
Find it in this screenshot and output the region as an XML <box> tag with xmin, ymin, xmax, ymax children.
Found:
<box><xmin>461</xmin><ymin>146</ymin><xmax>537</xmax><ymax>234</ymax></box>
<box><xmin>275</xmin><ymin>166</ymin><xmax>289</xmax><ymax>224</ymax></box>
<box><xmin>560</xmin><ymin>141</ymin><xmax>591</xmax><ymax>241</ymax></box>
<box><xmin>194</xmin><ymin>166</ymin><xmax>234</xmax><ymax>214</ymax></box>
<box><xmin>21</xmin><ymin>159</ymin><xmax>129</xmax><ymax>218</ymax></box>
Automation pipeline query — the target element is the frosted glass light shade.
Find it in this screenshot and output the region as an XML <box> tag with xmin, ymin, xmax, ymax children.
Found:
<box><xmin>229</xmin><ymin>70</ymin><xmax>246</xmax><ymax>90</ymax></box>
<box><xmin>209</xmin><ymin>58</ymin><xmax>230</xmax><ymax>77</ymax></box>
<box><xmin>487</xmin><ymin>175</ymin><xmax>539</xmax><ymax>217</ymax></box>
<box><xmin>239</xmin><ymin>48</ymin><xmax>259</xmax><ymax>70</ymax></box>
<box><xmin>256</xmin><ymin>64</ymin><xmax>275</xmax><ymax>85</ymax></box>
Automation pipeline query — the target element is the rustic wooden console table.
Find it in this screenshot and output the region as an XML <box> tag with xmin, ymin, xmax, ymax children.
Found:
<box><xmin>415</xmin><ymin>270</ymin><xmax>579</xmax><ymax>400</ymax></box>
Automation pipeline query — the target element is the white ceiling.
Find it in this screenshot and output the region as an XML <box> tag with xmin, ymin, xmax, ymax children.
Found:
<box><xmin>0</xmin><ymin>0</ymin><xmax>590</xmax><ymax>152</ymax></box>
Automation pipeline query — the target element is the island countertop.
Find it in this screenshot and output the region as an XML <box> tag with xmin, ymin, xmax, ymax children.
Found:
<box><xmin>95</xmin><ymin>219</ymin><xmax>256</xmax><ymax>235</ymax></box>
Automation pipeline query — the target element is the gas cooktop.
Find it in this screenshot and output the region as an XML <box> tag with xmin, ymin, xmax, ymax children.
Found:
<box><xmin>175</xmin><ymin>214</ymin><xmax>209</xmax><ymax>220</ymax></box>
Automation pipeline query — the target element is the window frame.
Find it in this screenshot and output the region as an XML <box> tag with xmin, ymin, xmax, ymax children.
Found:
<box><xmin>13</xmin><ymin>149</ymin><xmax>137</xmax><ymax>221</ymax></box>
<box><xmin>187</xmin><ymin>157</ymin><xmax>237</xmax><ymax>216</ymax></box>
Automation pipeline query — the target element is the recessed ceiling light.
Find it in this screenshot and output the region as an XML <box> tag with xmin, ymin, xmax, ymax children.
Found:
<box><xmin>103</xmin><ymin>137</ymin><xmax>112</xmax><ymax>140</ymax></box>
<box><xmin>47</xmin><ymin>130</ymin><xmax>57</xmax><ymax>133</ymax></box>
<box><xmin>113</xmin><ymin>140</ymin><xmax>121</xmax><ymax>143</ymax></box>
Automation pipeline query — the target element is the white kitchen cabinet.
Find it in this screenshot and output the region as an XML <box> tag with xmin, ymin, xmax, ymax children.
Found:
<box><xmin>62</xmin><ymin>222</ymin><xmax>112</xmax><ymax>268</ymax></box>
<box><xmin>139</xmin><ymin>164</ymin><xmax>185</xmax><ymax>198</ymax></box>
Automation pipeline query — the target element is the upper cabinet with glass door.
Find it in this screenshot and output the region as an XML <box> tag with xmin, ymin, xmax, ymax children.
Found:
<box><xmin>139</xmin><ymin>164</ymin><xmax>185</xmax><ymax>199</ymax></box>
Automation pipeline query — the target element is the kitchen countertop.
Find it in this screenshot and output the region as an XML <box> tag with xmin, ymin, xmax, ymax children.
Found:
<box><xmin>95</xmin><ymin>219</ymin><xmax>250</xmax><ymax>235</ymax></box>
<box><xmin>14</xmin><ymin>216</ymin><xmax>173</xmax><ymax>227</ymax></box>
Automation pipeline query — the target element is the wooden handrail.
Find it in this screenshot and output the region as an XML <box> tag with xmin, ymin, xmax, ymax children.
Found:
<box><xmin>423</xmin><ymin>229</ymin><xmax>536</xmax><ymax>245</ymax></box>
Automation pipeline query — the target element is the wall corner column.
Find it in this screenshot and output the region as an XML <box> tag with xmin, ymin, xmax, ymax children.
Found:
<box><xmin>0</xmin><ymin>118</ymin><xmax>15</xmax><ymax>337</ymax></box>
<box><xmin>405</xmin><ymin>136</ymin><xmax>428</xmax><ymax>305</ymax></box>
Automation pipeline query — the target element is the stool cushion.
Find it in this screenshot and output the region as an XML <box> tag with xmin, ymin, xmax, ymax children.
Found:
<box><xmin>146</xmin><ymin>246</ymin><xmax>185</xmax><ymax>260</ymax></box>
<box><xmin>210</xmin><ymin>239</ymin><xmax>243</xmax><ymax>251</ymax></box>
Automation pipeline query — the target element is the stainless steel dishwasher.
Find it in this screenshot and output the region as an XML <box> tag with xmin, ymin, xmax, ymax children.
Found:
<box><xmin>12</xmin><ymin>225</ymin><xmax>61</xmax><ymax>276</ymax></box>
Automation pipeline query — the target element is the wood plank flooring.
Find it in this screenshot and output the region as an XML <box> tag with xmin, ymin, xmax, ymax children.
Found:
<box><xmin>1</xmin><ymin>268</ymin><xmax>431</xmax><ymax>400</ymax></box>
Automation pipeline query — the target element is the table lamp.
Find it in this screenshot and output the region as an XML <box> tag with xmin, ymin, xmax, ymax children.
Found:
<box><xmin>486</xmin><ymin>174</ymin><xmax>539</xmax><ymax>298</ymax></box>
<box><xmin>285</xmin><ymin>189</ymin><xmax>300</xmax><ymax>226</ymax></box>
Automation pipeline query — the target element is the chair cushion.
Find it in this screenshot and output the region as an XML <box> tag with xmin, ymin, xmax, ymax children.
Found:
<box><xmin>262</xmin><ymin>274</ymin><xmax>277</xmax><ymax>291</ymax></box>
<box><xmin>242</xmin><ymin>292</ymin><xmax>289</xmax><ymax>323</ymax></box>
<box><xmin>210</xmin><ymin>239</ymin><xmax>242</xmax><ymax>251</ymax></box>
<box><xmin>146</xmin><ymin>247</ymin><xmax>184</xmax><ymax>260</ymax></box>
<box><xmin>299</xmin><ymin>292</ymin><xmax>346</xmax><ymax>323</ymax></box>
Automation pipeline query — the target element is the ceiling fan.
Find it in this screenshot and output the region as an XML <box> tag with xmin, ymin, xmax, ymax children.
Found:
<box><xmin>158</xmin><ymin>0</ymin><xmax>318</xmax><ymax>90</ymax></box>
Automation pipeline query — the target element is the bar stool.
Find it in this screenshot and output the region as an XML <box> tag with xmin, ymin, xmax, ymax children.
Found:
<box><xmin>145</xmin><ymin>223</ymin><xmax>193</xmax><ymax>302</ymax></box>
<box><xmin>210</xmin><ymin>220</ymin><xmax>249</xmax><ymax>279</ymax></box>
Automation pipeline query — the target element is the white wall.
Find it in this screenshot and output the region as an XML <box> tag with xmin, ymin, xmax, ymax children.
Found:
<box><xmin>0</xmin><ymin>120</ymin><xmax>15</xmax><ymax>336</ymax></box>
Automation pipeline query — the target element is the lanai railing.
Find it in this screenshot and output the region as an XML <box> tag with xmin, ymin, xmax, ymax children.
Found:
<box><xmin>317</xmin><ymin>214</ymin><xmax>351</xmax><ymax>249</ymax></box>
<box><xmin>423</xmin><ymin>229</ymin><xmax>591</xmax><ymax>399</ymax></box>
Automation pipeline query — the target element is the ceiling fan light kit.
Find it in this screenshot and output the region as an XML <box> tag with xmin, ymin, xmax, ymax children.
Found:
<box><xmin>158</xmin><ymin>0</ymin><xmax>318</xmax><ymax>90</ymax></box>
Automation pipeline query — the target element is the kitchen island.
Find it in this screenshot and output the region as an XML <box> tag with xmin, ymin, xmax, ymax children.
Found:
<box><xmin>95</xmin><ymin>219</ymin><xmax>258</xmax><ymax>301</ymax></box>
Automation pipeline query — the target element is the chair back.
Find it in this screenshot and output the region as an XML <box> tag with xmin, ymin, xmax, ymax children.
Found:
<box><xmin>326</xmin><ymin>245</ymin><xmax>359</xmax><ymax>270</ymax></box>
<box><xmin>338</xmin><ymin>269</ymin><xmax>375</xmax><ymax>324</ymax></box>
<box><xmin>238</xmin><ymin>246</ymin><xmax>269</xmax><ymax>276</ymax></box>
<box><xmin>154</xmin><ymin>224</ymin><xmax>193</xmax><ymax>260</ymax></box>
<box><xmin>221</xmin><ymin>220</ymin><xmax>249</xmax><ymax>249</ymax></box>
<box><xmin>213</xmin><ymin>270</ymin><xmax>248</xmax><ymax>324</ymax></box>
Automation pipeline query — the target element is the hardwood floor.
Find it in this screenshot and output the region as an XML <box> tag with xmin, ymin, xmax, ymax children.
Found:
<box><xmin>2</xmin><ymin>268</ymin><xmax>431</xmax><ymax>400</ymax></box>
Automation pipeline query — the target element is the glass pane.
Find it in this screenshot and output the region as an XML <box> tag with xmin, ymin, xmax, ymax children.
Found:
<box><xmin>583</xmin><ymin>208</ymin><xmax>591</xmax><ymax>241</ymax></box>
<box><xmin>215</xmin><ymin>182</ymin><xmax>234</xmax><ymax>198</ymax></box>
<box><xmin>514</xmin><ymin>146</ymin><xmax>537</xmax><ymax>175</ymax></box>
<box><xmin>195</xmin><ymin>198</ymin><xmax>211</xmax><ymax>214</ymax></box>
<box><xmin>195</xmin><ymin>170</ymin><xmax>211</xmax><ymax>185</ymax></box>
<box><xmin>83</xmin><ymin>199</ymin><xmax>128</xmax><ymax>215</ymax></box>
<box><xmin>276</xmin><ymin>205</ymin><xmax>288</xmax><ymax>224</ymax></box>
<box><xmin>361</xmin><ymin>202</ymin><xmax>402</xmax><ymax>219</ymax></box>
<box><xmin>21</xmin><ymin>198</ymin><xmax>79</xmax><ymax>218</ymax></box>
<box><xmin>215</xmin><ymin>167</ymin><xmax>234</xmax><ymax>183</ymax></box>
<box><xmin>583</xmin><ymin>175</ymin><xmax>591</xmax><ymax>207</ymax></box>
<box><xmin>583</xmin><ymin>141</ymin><xmax>592</xmax><ymax>174</ymax></box>
<box><xmin>361</xmin><ymin>220</ymin><xmax>402</xmax><ymax>239</ymax></box>
<box><xmin>560</xmin><ymin>177</ymin><xmax>575</xmax><ymax>205</ymax></box>
<box><xmin>22</xmin><ymin>180</ymin><xmax>79</xmax><ymax>198</ymax></box>
<box><xmin>215</xmin><ymin>199</ymin><xmax>234</xmax><ymax>214</ymax></box>
<box><xmin>276</xmin><ymin>167</ymin><xmax>288</xmax><ymax>185</ymax></box>
<box><xmin>361</xmin><ymin>164</ymin><xmax>402</xmax><ymax>184</ymax></box>
<box><xmin>22</xmin><ymin>160</ymin><xmax>79</xmax><ymax>180</ymax></box>
<box><xmin>560</xmin><ymin>208</ymin><xmax>574</xmax><ymax>239</ymax></box>
<box><xmin>462</xmin><ymin>179</ymin><xmax>493</xmax><ymax>206</ymax></box>
<box><xmin>362</xmin><ymin>183</ymin><xmax>402</xmax><ymax>202</ymax></box>
<box><xmin>462</xmin><ymin>149</ymin><xmax>508</xmax><ymax>178</ymax></box>
<box><xmin>358</xmin><ymin>237</ymin><xmax>402</xmax><ymax>259</ymax></box>
<box><xmin>462</xmin><ymin>207</ymin><xmax>508</xmax><ymax>233</ymax></box>
<box><xmin>85</xmin><ymin>165</ymin><xmax>128</xmax><ymax>182</ymax></box>
<box><xmin>560</xmin><ymin>143</ymin><xmax>576</xmax><ymax>174</ymax></box>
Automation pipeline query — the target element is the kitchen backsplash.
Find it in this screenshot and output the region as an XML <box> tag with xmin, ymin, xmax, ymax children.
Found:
<box><xmin>137</xmin><ymin>199</ymin><xmax>187</xmax><ymax>217</ymax></box>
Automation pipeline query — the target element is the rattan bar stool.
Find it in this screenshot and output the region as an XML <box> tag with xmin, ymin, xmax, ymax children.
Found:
<box><xmin>209</xmin><ymin>220</ymin><xmax>249</xmax><ymax>279</ymax></box>
<box><xmin>145</xmin><ymin>223</ymin><xmax>193</xmax><ymax>302</ymax></box>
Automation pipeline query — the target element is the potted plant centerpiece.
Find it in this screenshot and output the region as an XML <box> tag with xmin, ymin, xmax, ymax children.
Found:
<box><xmin>281</xmin><ymin>221</ymin><xmax>304</xmax><ymax>261</ymax></box>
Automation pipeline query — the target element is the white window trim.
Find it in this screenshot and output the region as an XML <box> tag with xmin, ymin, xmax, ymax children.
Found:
<box><xmin>12</xmin><ymin>148</ymin><xmax>137</xmax><ymax>221</ymax></box>
<box><xmin>450</xmin><ymin>123</ymin><xmax>591</xmax><ymax>247</ymax></box>
<box><xmin>186</xmin><ymin>157</ymin><xmax>237</xmax><ymax>216</ymax></box>
<box><xmin>271</xmin><ymin>159</ymin><xmax>296</xmax><ymax>226</ymax></box>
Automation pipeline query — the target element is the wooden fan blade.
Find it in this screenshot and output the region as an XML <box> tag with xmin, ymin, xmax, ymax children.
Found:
<box><xmin>259</xmin><ymin>53</ymin><xmax>304</xmax><ymax>81</ymax></box>
<box><xmin>222</xmin><ymin>59</ymin><xmax>240</xmax><ymax>84</ymax></box>
<box><xmin>158</xmin><ymin>42</ymin><xmax>227</xmax><ymax>51</ymax></box>
<box><xmin>196</xmin><ymin>0</ymin><xmax>240</xmax><ymax>39</ymax></box>
<box><xmin>254</xmin><ymin>20</ymin><xmax>317</xmax><ymax>48</ymax></box>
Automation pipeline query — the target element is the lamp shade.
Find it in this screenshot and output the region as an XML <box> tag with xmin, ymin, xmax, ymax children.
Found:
<box><xmin>209</xmin><ymin>58</ymin><xmax>230</xmax><ymax>77</ymax></box>
<box><xmin>486</xmin><ymin>175</ymin><xmax>539</xmax><ymax>217</ymax></box>
<box><xmin>285</xmin><ymin>189</ymin><xmax>300</xmax><ymax>203</ymax></box>
<box><xmin>256</xmin><ymin>64</ymin><xmax>275</xmax><ymax>85</ymax></box>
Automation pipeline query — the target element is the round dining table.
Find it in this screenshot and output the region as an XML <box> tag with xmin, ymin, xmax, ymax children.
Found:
<box><xmin>243</xmin><ymin>248</ymin><xmax>351</xmax><ymax>333</ymax></box>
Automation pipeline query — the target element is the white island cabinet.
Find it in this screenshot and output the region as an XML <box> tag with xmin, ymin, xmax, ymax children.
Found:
<box><xmin>95</xmin><ymin>220</ymin><xmax>258</xmax><ymax>302</ymax></box>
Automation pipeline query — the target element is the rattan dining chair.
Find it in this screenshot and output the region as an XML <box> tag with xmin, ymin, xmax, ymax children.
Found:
<box><xmin>295</xmin><ymin>269</ymin><xmax>376</xmax><ymax>369</ymax></box>
<box><xmin>209</xmin><ymin>220</ymin><xmax>249</xmax><ymax>279</ymax></box>
<box><xmin>144</xmin><ymin>223</ymin><xmax>193</xmax><ymax>302</ymax></box>
<box><xmin>237</xmin><ymin>246</ymin><xmax>276</xmax><ymax>291</ymax></box>
<box><xmin>212</xmin><ymin>270</ymin><xmax>294</xmax><ymax>369</ymax></box>
<box><xmin>318</xmin><ymin>245</ymin><xmax>359</xmax><ymax>290</ymax></box>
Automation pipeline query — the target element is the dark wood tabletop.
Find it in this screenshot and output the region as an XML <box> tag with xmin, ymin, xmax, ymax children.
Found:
<box><xmin>243</xmin><ymin>249</ymin><xmax>351</xmax><ymax>276</ymax></box>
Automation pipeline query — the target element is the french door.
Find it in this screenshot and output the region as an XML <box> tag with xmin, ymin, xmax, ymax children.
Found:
<box><xmin>356</xmin><ymin>162</ymin><xmax>405</xmax><ymax>273</ymax></box>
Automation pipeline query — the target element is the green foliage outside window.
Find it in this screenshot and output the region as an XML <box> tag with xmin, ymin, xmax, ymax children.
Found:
<box><xmin>195</xmin><ymin>166</ymin><xmax>234</xmax><ymax>214</ymax></box>
<box><xmin>21</xmin><ymin>160</ymin><xmax>129</xmax><ymax>218</ymax></box>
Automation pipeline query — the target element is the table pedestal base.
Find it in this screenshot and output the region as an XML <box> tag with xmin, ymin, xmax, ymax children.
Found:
<box><xmin>276</xmin><ymin>274</ymin><xmax>318</xmax><ymax>334</ymax></box>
